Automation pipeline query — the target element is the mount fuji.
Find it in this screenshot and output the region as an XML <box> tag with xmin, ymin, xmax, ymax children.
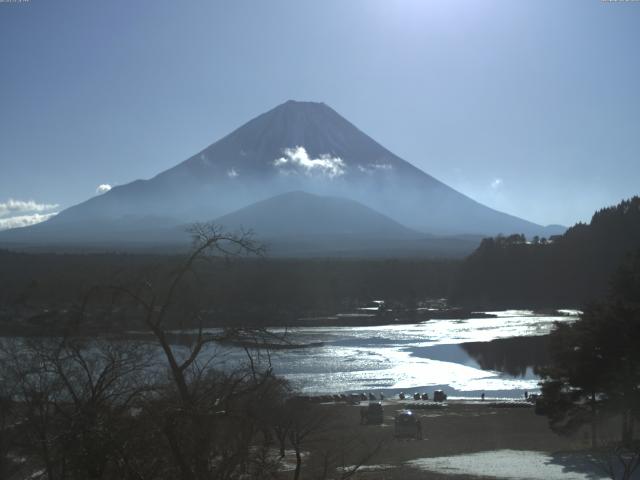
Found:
<box><xmin>0</xmin><ymin>100</ymin><xmax>563</xmax><ymax>255</ymax></box>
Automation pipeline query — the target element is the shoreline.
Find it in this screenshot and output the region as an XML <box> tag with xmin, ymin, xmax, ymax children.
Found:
<box><xmin>287</xmin><ymin>400</ymin><xmax>611</xmax><ymax>479</ymax></box>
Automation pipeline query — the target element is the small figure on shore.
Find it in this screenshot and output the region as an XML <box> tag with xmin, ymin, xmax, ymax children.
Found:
<box><xmin>524</xmin><ymin>390</ymin><xmax>528</xmax><ymax>399</ymax></box>
<box><xmin>399</xmin><ymin>392</ymin><xmax>405</xmax><ymax>400</ymax></box>
<box><xmin>481</xmin><ymin>392</ymin><xmax>485</xmax><ymax>401</ymax></box>
<box><xmin>416</xmin><ymin>419</ymin><xmax>423</xmax><ymax>440</ymax></box>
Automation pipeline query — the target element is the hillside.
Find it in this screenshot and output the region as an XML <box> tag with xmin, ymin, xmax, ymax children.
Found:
<box><xmin>214</xmin><ymin>191</ymin><xmax>421</xmax><ymax>238</ymax></box>
<box><xmin>452</xmin><ymin>196</ymin><xmax>640</xmax><ymax>308</ymax></box>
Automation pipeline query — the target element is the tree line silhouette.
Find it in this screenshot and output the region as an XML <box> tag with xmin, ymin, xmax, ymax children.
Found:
<box><xmin>452</xmin><ymin>197</ymin><xmax>640</xmax><ymax>309</ymax></box>
<box><xmin>2</xmin><ymin>197</ymin><xmax>640</xmax><ymax>335</ymax></box>
<box><xmin>0</xmin><ymin>250</ymin><xmax>458</xmax><ymax>333</ymax></box>
<box><xmin>537</xmin><ymin>249</ymin><xmax>640</xmax><ymax>478</ymax></box>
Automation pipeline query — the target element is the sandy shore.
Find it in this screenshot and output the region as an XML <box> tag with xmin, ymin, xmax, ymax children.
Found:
<box><xmin>282</xmin><ymin>400</ymin><xmax>620</xmax><ymax>480</ymax></box>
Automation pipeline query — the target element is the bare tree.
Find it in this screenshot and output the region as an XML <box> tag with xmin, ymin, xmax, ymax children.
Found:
<box><xmin>592</xmin><ymin>440</ymin><xmax>640</xmax><ymax>480</ymax></box>
<box><xmin>285</xmin><ymin>400</ymin><xmax>328</xmax><ymax>480</ymax></box>
<box><xmin>71</xmin><ymin>223</ymin><xmax>288</xmax><ymax>480</ymax></box>
<box><xmin>0</xmin><ymin>365</ymin><xmax>17</xmax><ymax>479</ymax></box>
<box><xmin>271</xmin><ymin>398</ymin><xmax>384</xmax><ymax>480</ymax></box>
<box><xmin>0</xmin><ymin>224</ymin><xmax>383</xmax><ymax>480</ymax></box>
<box><xmin>0</xmin><ymin>336</ymin><xmax>153</xmax><ymax>480</ymax></box>
<box><xmin>317</xmin><ymin>437</ymin><xmax>385</xmax><ymax>480</ymax></box>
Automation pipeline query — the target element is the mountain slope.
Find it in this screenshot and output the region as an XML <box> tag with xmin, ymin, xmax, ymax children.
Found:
<box><xmin>213</xmin><ymin>191</ymin><xmax>421</xmax><ymax>238</ymax></box>
<box><xmin>211</xmin><ymin>191</ymin><xmax>483</xmax><ymax>257</ymax></box>
<box><xmin>0</xmin><ymin>100</ymin><xmax>562</xmax><ymax>248</ymax></box>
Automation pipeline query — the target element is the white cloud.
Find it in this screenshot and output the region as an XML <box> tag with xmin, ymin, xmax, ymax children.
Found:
<box><xmin>0</xmin><ymin>199</ymin><xmax>59</xmax><ymax>218</ymax></box>
<box><xmin>371</xmin><ymin>163</ymin><xmax>392</xmax><ymax>170</ymax></box>
<box><xmin>273</xmin><ymin>146</ymin><xmax>345</xmax><ymax>178</ymax></box>
<box><xmin>491</xmin><ymin>178</ymin><xmax>503</xmax><ymax>189</ymax></box>
<box><xmin>96</xmin><ymin>184</ymin><xmax>112</xmax><ymax>194</ymax></box>
<box><xmin>0</xmin><ymin>212</ymin><xmax>58</xmax><ymax>231</ymax></box>
<box><xmin>357</xmin><ymin>163</ymin><xmax>393</xmax><ymax>174</ymax></box>
<box><xmin>227</xmin><ymin>168</ymin><xmax>239</xmax><ymax>178</ymax></box>
<box><xmin>0</xmin><ymin>199</ymin><xmax>60</xmax><ymax>231</ymax></box>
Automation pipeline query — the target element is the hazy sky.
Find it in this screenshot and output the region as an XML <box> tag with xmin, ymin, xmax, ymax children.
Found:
<box><xmin>1</xmin><ymin>0</ymin><xmax>639</xmax><ymax>227</ymax></box>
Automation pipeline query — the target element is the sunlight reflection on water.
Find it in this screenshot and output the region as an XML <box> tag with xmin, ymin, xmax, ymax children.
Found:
<box><xmin>203</xmin><ymin>310</ymin><xmax>578</xmax><ymax>397</ymax></box>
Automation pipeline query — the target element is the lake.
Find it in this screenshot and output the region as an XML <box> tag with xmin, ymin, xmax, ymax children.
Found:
<box><xmin>205</xmin><ymin>309</ymin><xmax>579</xmax><ymax>399</ymax></box>
<box><xmin>2</xmin><ymin>310</ymin><xmax>578</xmax><ymax>400</ymax></box>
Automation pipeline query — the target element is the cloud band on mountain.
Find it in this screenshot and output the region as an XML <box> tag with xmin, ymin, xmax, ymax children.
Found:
<box><xmin>273</xmin><ymin>146</ymin><xmax>345</xmax><ymax>178</ymax></box>
<box><xmin>0</xmin><ymin>199</ymin><xmax>59</xmax><ymax>217</ymax></box>
<box><xmin>0</xmin><ymin>199</ymin><xmax>59</xmax><ymax>231</ymax></box>
<box><xmin>0</xmin><ymin>212</ymin><xmax>58</xmax><ymax>231</ymax></box>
